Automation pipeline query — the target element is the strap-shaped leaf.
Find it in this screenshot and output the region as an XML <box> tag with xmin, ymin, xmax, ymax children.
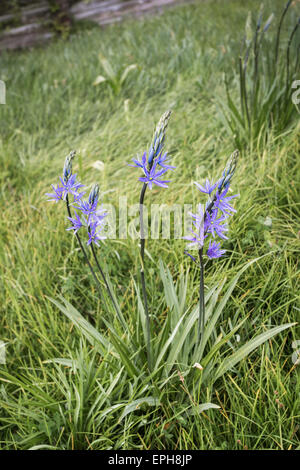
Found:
<box><xmin>49</xmin><ymin>296</ymin><xmax>110</xmax><ymax>353</ymax></box>
<box><xmin>198</xmin><ymin>256</ymin><xmax>266</xmax><ymax>359</ymax></box>
<box><xmin>119</xmin><ymin>397</ymin><xmax>160</xmax><ymax>422</ymax></box>
<box><xmin>214</xmin><ymin>322</ymin><xmax>296</xmax><ymax>382</ymax></box>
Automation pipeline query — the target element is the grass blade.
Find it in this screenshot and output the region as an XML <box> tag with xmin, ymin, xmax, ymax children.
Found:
<box><xmin>214</xmin><ymin>322</ymin><xmax>296</xmax><ymax>382</ymax></box>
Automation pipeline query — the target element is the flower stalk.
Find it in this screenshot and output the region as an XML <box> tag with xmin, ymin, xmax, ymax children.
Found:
<box><xmin>47</xmin><ymin>152</ymin><xmax>113</xmax><ymax>315</ymax></box>
<box><xmin>139</xmin><ymin>182</ymin><xmax>151</xmax><ymax>370</ymax></box>
<box><xmin>184</xmin><ymin>150</ymin><xmax>239</xmax><ymax>347</ymax></box>
<box><xmin>130</xmin><ymin>110</ymin><xmax>174</xmax><ymax>371</ymax></box>
<box><xmin>65</xmin><ymin>188</ymin><xmax>104</xmax><ymax>303</ymax></box>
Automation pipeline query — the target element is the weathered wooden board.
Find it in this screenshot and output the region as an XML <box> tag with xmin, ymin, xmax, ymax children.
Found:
<box><xmin>0</xmin><ymin>0</ymin><xmax>197</xmax><ymax>51</ymax></box>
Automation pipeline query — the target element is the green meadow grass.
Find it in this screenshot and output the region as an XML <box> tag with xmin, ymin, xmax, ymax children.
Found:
<box><xmin>0</xmin><ymin>0</ymin><xmax>299</xmax><ymax>450</ymax></box>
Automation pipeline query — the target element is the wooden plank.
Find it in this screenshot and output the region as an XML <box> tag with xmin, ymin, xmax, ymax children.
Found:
<box><xmin>0</xmin><ymin>31</ymin><xmax>53</xmax><ymax>50</ymax></box>
<box><xmin>70</xmin><ymin>0</ymin><xmax>122</xmax><ymax>16</ymax></box>
<box><xmin>83</xmin><ymin>0</ymin><xmax>196</xmax><ymax>24</ymax></box>
<box><xmin>71</xmin><ymin>0</ymin><xmax>196</xmax><ymax>21</ymax></box>
<box><xmin>1</xmin><ymin>23</ymin><xmax>43</xmax><ymax>37</ymax></box>
<box><xmin>71</xmin><ymin>1</ymin><xmax>140</xmax><ymax>20</ymax></box>
<box><xmin>0</xmin><ymin>2</ymin><xmax>49</xmax><ymax>25</ymax></box>
<box><xmin>0</xmin><ymin>0</ymin><xmax>197</xmax><ymax>51</ymax></box>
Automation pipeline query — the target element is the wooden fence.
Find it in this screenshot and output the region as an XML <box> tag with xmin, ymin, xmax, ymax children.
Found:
<box><xmin>0</xmin><ymin>0</ymin><xmax>196</xmax><ymax>51</ymax></box>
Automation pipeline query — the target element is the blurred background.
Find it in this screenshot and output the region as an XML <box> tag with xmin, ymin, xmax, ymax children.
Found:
<box><xmin>0</xmin><ymin>0</ymin><xmax>299</xmax><ymax>450</ymax></box>
<box><xmin>0</xmin><ymin>0</ymin><xmax>194</xmax><ymax>50</ymax></box>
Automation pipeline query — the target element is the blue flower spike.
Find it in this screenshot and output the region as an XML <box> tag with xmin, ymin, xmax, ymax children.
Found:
<box><xmin>184</xmin><ymin>150</ymin><xmax>239</xmax><ymax>262</ymax></box>
<box><xmin>129</xmin><ymin>110</ymin><xmax>175</xmax><ymax>190</ymax></box>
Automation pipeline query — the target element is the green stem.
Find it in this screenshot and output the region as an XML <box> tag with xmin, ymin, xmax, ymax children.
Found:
<box><xmin>198</xmin><ymin>247</ymin><xmax>205</xmax><ymax>347</ymax></box>
<box><xmin>286</xmin><ymin>20</ymin><xmax>300</xmax><ymax>93</ymax></box>
<box><xmin>139</xmin><ymin>182</ymin><xmax>151</xmax><ymax>371</ymax></box>
<box><xmin>65</xmin><ymin>195</ymin><xmax>104</xmax><ymax>301</ymax></box>
<box><xmin>89</xmin><ymin>241</ymin><xmax>127</xmax><ymax>331</ymax></box>
<box><xmin>242</xmin><ymin>62</ymin><xmax>251</xmax><ymax>131</ymax></box>
<box><xmin>275</xmin><ymin>0</ymin><xmax>292</xmax><ymax>69</ymax></box>
<box><xmin>252</xmin><ymin>24</ymin><xmax>261</xmax><ymax>115</ymax></box>
<box><xmin>239</xmin><ymin>57</ymin><xmax>245</xmax><ymax>119</ymax></box>
<box><xmin>197</xmin><ymin>195</ymin><xmax>217</xmax><ymax>348</ymax></box>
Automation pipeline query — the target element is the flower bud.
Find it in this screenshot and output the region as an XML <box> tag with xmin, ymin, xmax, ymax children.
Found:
<box><xmin>63</xmin><ymin>150</ymin><xmax>76</xmax><ymax>183</ymax></box>
<box><xmin>148</xmin><ymin>110</ymin><xmax>172</xmax><ymax>165</ymax></box>
<box><xmin>263</xmin><ymin>13</ymin><xmax>274</xmax><ymax>33</ymax></box>
<box><xmin>218</xmin><ymin>149</ymin><xmax>239</xmax><ymax>191</ymax></box>
<box><xmin>88</xmin><ymin>183</ymin><xmax>99</xmax><ymax>206</ymax></box>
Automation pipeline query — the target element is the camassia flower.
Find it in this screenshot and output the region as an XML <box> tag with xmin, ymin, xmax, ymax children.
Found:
<box><xmin>183</xmin><ymin>204</ymin><xmax>205</xmax><ymax>249</ymax></box>
<box><xmin>76</xmin><ymin>198</ymin><xmax>98</xmax><ymax>223</ymax></box>
<box><xmin>46</xmin><ymin>184</ymin><xmax>64</xmax><ymax>203</ymax></box>
<box><xmin>46</xmin><ymin>151</ymin><xmax>114</xmax><ymax>315</ymax></box>
<box><xmin>131</xmin><ymin>111</ymin><xmax>174</xmax><ymax>371</ymax></box>
<box><xmin>46</xmin><ymin>173</ymin><xmax>84</xmax><ymax>202</ymax></box>
<box><xmin>59</xmin><ymin>174</ymin><xmax>84</xmax><ymax>199</ymax></box>
<box><xmin>204</xmin><ymin>210</ymin><xmax>228</xmax><ymax>240</ymax></box>
<box><xmin>148</xmin><ymin>110</ymin><xmax>172</xmax><ymax>165</ymax></box>
<box><xmin>156</xmin><ymin>151</ymin><xmax>176</xmax><ymax>170</ymax></box>
<box><xmin>129</xmin><ymin>111</ymin><xmax>175</xmax><ymax>190</ymax></box>
<box><xmin>66</xmin><ymin>211</ymin><xmax>85</xmax><ymax>234</ymax></box>
<box><xmin>130</xmin><ymin>150</ymin><xmax>175</xmax><ymax>190</ymax></box>
<box><xmin>214</xmin><ymin>187</ymin><xmax>238</xmax><ymax>215</ymax></box>
<box><xmin>46</xmin><ymin>152</ymin><xmax>107</xmax><ymax>247</ymax></box>
<box><xmin>87</xmin><ymin>221</ymin><xmax>106</xmax><ymax>247</ymax></box>
<box><xmin>72</xmin><ymin>185</ymin><xmax>108</xmax><ymax>246</ymax></box>
<box><xmin>129</xmin><ymin>151</ymin><xmax>147</xmax><ymax>170</ymax></box>
<box><xmin>194</xmin><ymin>179</ymin><xmax>218</xmax><ymax>196</ymax></box>
<box><xmin>207</xmin><ymin>240</ymin><xmax>226</xmax><ymax>259</ymax></box>
<box><xmin>139</xmin><ymin>159</ymin><xmax>171</xmax><ymax>190</ymax></box>
<box><xmin>184</xmin><ymin>150</ymin><xmax>239</xmax><ymax>262</ymax></box>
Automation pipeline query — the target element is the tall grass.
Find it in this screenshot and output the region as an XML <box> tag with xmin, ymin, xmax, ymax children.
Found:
<box><xmin>219</xmin><ymin>0</ymin><xmax>300</xmax><ymax>149</ymax></box>
<box><xmin>0</xmin><ymin>0</ymin><xmax>299</xmax><ymax>450</ymax></box>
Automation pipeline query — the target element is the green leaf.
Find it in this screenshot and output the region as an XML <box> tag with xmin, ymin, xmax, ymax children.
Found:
<box><xmin>104</xmin><ymin>270</ymin><xmax>128</xmax><ymax>332</ymax></box>
<box><xmin>119</xmin><ymin>397</ymin><xmax>160</xmax><ymax>421</ymax></box>
<box><xmin>93</xmin><ymin>75</ymin><xmax>107</xmax><ymax>86</ymax></box>
<box><xmin>43</xmin><ymin>358</ymin><xmax>78</xmax><ymax>369</ymax></box>
<box><xmin>214</xmin><ymin>322</ymin><xmax>296</xmax><ymax>382</ymax></box>
<box><xmin>198</xmin><ymin>256</ymin><xmax>266</xmax><ymax>359</ymax></box>
<box><xmin>98</xmin><ymin>53</ymin><xmax>115</xmax><ymax>80</ymax></box>
<box><xmin>245</xmin><ymin>12</ymin><xmax>253</xmax><ymax>45</ymax></box>
<box><xmin>158</xmin><ymin>280</ymin><xmax>223</xmax><ymax>376</ymax></box>
<box><xmin>120</xmin><ymin>64</ymin><xmax>137</xmax><ymax>84</ymax></box>
<box><xmin>159</xmin><ymin>259</ymin><xmax>180</xmax><ymax>318</ymax></box>
<box><xmin>187</xmin><ymin>403</ymin><xmax>220</xmax><ymax>415</ymax></box>
<box><xmin>198</xmin><ymin>403</ymin><xmax>220</xmax><ymax>413</ymax></box>
<box><xmin>48</xmin><ymin>296</ymin><xmax>110</xmax><ymax>354</ymax></box>
<box><xmin>200</xmin><ymin>317</ymin><xmax>247</xmax><ymax>369</ymax></box>
<box><xmin>104</xmin><ymin>323</ymin><xmax>139</xmax><ymax>379</ymax></box>
<box><xmin>164</xmin><ymin>283</ymin><xmax>222</xmax><ymax>375</ymax></box>
<box><xmin>133</xmin><ymin>278</ymin><xmax>147</xmax><ymax>349</ymax></box>
<box><xmin>87</xmin><ymin>368</ymin><xmax>124</xmax><ymax>421</ymax></box>
<box><xmin>154</xmin><ymin>309</ymin><xmax>187</xmax><ymax>370</ymax></box>
<box><xmin>29</xmin><ymin>445</ymin><xmax>59</xmax><ymax>450</ymax></box>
